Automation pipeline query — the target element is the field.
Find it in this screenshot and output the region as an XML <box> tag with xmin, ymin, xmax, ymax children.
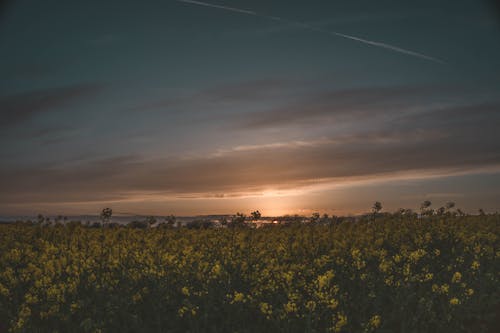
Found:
<box><xmin>0</xmin><ymin>215</ymin><xmax>498</xmax><ymax>332</ymax></box>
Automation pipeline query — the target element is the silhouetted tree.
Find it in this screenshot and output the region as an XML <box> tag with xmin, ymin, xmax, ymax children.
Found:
<box><xmin>420</xmin><ymin>200</ymin><xmax>433</xmax><ymax>216</ymax></box>
<box><xmin>165</xmin><ymin>215</ymin><xmax>176</xmax><ymax>228</ymax></box>
<box><xmin>220</xmin><ymin>217</ymin><xmax>228</xmax><ymax>227</ymax></box>
<box><xmin>100</xmin><ymin>208</ymin><xmax>112</xmax><ymax>227</ymax></box>
<box><xmin>251</xmin><ymin>210</ymin><xmax>261</xmax><ymax>221</ymax></box>
<box><xmin>230</xmin><ymin>212</ymin><xmax>247</xmax><ymax>228</ymax></box>
<box><xmin>372</xmin><ymin>201</ymin><xmax>382</xmax><ymax>214</ymax></box>
<box><xmin>445</xmin><ymin>202</ymin><xmax>455</xmax><ymax>210</ymax></box>
<box><xmin>145</xmin><ymin>216</ymin><xmax>156</xmax><ymax>227</ymax></box>
<box><xmin>310</xmin><ymin>212</ymin><xmax>320</xmax><ymax>224</ymax></box>
<box><xmin>319</xmin><ymin>213</ymin><xmax>330</xmax><ymax>225</ymax></box>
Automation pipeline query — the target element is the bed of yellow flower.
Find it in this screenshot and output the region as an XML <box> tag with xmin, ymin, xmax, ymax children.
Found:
<box><xmin>0</xmin><ymin>215</ymin><xmax>498</xmax><ymax>332</ymax></box>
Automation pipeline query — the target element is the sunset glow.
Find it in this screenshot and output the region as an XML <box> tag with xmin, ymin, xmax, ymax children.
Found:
<box><xmin>1</xmin><ymin>0</ymin><xmax>500</xmax><ymax>217</ymax></box>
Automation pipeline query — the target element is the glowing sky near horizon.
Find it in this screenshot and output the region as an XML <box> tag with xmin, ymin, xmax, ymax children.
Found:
<box><xmin>1</xmin><ymin>0</ymin><xmax>500</xmax><ymax>216</ymax></box>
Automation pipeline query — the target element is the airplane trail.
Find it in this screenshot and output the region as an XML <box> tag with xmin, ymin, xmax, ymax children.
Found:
<box><xmin>176</xmin><ymin>0</ymin><xmax>445</xmax><ymax>64</ymax></box>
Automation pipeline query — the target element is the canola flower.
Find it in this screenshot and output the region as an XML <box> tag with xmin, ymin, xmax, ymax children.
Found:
<box><xmin>0</xmin><ymin>214</ymin><xmax>498</xmax><ymax>332</ymax></box>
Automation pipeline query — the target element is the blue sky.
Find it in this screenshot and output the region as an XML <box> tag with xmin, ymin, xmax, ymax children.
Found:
<box><xmin>1</xmin><ymin>0</ymin><xmax>500</xmax><ymax>216</ymax></box>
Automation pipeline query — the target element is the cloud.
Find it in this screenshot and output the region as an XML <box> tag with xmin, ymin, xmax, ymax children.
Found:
<box><xmin>236</xmin><ymin>84</ymin><xmax>468</xmax><ymax>129</ymax></box>
<box><xmin>0</xmin><ymin>83</ymin><xmax>103</xmax><ymax>129</ymax></box>
<box><xmin>1</xmin><ymin>100</ymin><xmax>499</xmax><ymax>206</ymax></box>
<box><xmin>127</xmin><ymin>78</ymin><xmax>297</xmax><ymax>112</ymax></box>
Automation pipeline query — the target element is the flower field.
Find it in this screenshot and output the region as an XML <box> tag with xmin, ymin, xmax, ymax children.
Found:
<box><xmin>0</xmin><ymin>215</ymin><xmax>498</xmax><ymax>332</ymax></box>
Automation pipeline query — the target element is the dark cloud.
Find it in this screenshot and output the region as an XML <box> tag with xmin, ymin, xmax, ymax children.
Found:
<box><xmin>0</xmin><ymin>83</ymin><xmax>103</xmax><ymax>129</ymax></box>
<box><xmin>236</xmin><ymin>85</ymin><xmax>470</xmax><ymax>129</ymax></box>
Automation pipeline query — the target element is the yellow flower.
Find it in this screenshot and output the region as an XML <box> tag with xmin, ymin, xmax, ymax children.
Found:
<box><xmin>328</xmin><ymin>298</ymin><xmax>339</xmax><ymax>310</ymax></box>
<box><xmin>471</xmin><ymin>261</ymin><xmax>480</xmax><ymax>270</ymax></box>
<box><xmin>317</xmin><ymin>270</ymin><xmax>335</xmax><ymax>289</ymax></box>
<box><xmin>335</xmin><ymin>313</ymin><xmax>348</xmax><ymax>332</ymax></box>
<box><xmin>260</xmin><ymin>302</ymin><xmax>272</xmax><ymax>316</ymax></box>
<box><xmin>369</xmin><ymin>314</ymin><xmax>381</xmax><ymax>329</ymax></box>
<box><xmin>378</xmin><ymin>260</ymin><xmax>391</xmax><ymax>273</ymax></box>
<box><xmin>284</xmin><ymin>301</ymin><xmax>298</xmax><ymax>313</ymax></box>
<box><xmin>132</xmin><ymin>292</ymin><xmax>142</xmax><ymax>303</ymax></box>
<box><xmin>284</xmin><ymin>271</ymin><xmax>294</xmax><ymax>285</ymax></box>
<box><xmin>181</xmin><ymin>286</ymin><xmax>190</xmax><ymax>296</ymax></box>
<box><xmin>306</xmin><ymin>300</ymin><xmax>316</xmax><ymax>312</ymax></box>
<box><xmin>441</xmin><ymin>284</ymin><xmax>450</xmax><ymax>294</ymax></box>
<box><xmin>466</xmin><ymin>288</ymin><xmax>474</xmax><ymax>296</ymax></box>
<box><xmin>24</xmin><ymin>293</ymin><xmax>38</xmax><ymax>304</ymax></box>
<box><xmin>70</xmin><ymin>302</ymin><xmax>79</xmax><ymax>313</ymax></box>
<box><xmin>211</xmin><ymin>263</ymin><xmax>221</xmax><ymax>277</ymax></box>
<box><xmin>233</xmin><ymin>292</ymin><xmax>245</xmax><ymax>303</ymax></box>
<box><xmin>178</xmin><ymin>306</ymin><xmax>188</xmax><ymax>317</ymax></box>
<box><xmin>403</xmin><ymin>264</ymin><xmax>411</xmax><ymax>277</ymax></box>
<box><xmin>351</xmin><ymin>248</ymin><xmax>361</xmax><ymax>259</ymax></box>
<box><xmin>409</xmin><ymin>249</ymin><xmax>426</xmax><ymax>263</ymax></box>
<box><xmin>450</xmin><ymin>297</ymin><xmax>460</xmax><ymax>305</ymax></box>
<box><xmin>451</xmin><ymin>272</ymin><xmax>462</xmax><ymax>283</ymax></box>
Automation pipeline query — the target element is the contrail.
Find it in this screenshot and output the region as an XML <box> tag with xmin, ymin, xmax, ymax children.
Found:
<box><xmin>177</xmin><ymin>0</ymin><xmax>257</xmax><ymax>15</ymax></box>
<box><xmin>176</xmin><ymin>0</ymin><xmax>445</xmax><ymax>64</ymax></box>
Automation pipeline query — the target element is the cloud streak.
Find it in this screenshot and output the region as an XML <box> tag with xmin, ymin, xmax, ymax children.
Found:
<box><xmin>2</xmin><ymin>100</ymin><xmax>499</xmax><ymax>206</ymax></box>
<box><xmin>176</xmin><ymin>0</ymin><xmax>445</xmax><ymax>64</ymax></box>
<box><xmin>0</xmin><ymin>83</ymin><xmax>103</xmax><ymax>130</ymax></box>
<box><xmin>236</xmin><ymin>85</ymin><xmax>466</xmax><ymax>129</ymax></box>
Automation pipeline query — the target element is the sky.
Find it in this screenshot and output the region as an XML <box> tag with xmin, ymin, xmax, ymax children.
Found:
<box><xmin>1</xmin><ymin>0</ymin><xmax>500</xmax><ymax>217</ymax></box>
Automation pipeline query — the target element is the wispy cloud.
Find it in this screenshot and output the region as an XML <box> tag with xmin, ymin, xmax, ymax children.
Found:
<box><xmin>127</xmin><ymin>78</ymin><xmax>297</xmax><ymax>112</ymax></box>
<box><xmin>0</xmin><ymin>83</ymin><xmax>103</xmax><ymax>129</ymax></box>
<box><xmin>235</xmin><ymin>85</ymin><xmax>468</xmax><ymax>129</ymax></box>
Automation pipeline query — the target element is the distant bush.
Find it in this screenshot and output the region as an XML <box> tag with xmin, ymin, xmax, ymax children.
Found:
<box><xmin>186</xmin><ymin>219</ymin><xmax>214</xmax><ymax>229</ymax></box>
<box><xmin>127</xmin><ymin>220</ymin><xmax>149</xmax><ymax>229</ymax></box>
